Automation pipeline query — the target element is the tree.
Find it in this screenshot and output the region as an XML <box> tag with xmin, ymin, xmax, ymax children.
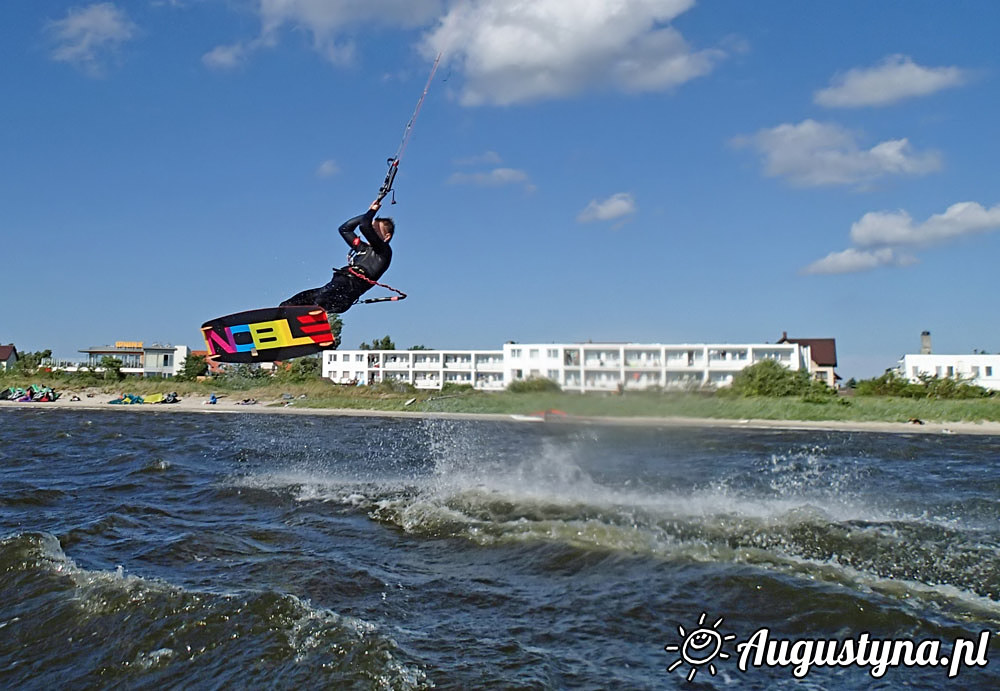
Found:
<box><xmin>854</xmin><ymin>371</ymin><xmax>991</xmax><ymax>399</ymax></box>
<box><xmin>12</xmin><ymin>350</ymin><xmax>52</xmax><ymax>375</ymax></box>
<box><xmin>327</xmin><ymin>314</ymin><xmax>343</xmax><ymax>349</ymax></box>
<box><xmin>177</xmin><ymin>353</ymin><xmax>209</xmax><ymax>380</ymax></box>
<box><xmin>278</xmin><ymin>355</ymin><xmax>321</xmax><ymax>381</ymax></box>
<box><xmin>359</xmin><ymin>336</ymin><xmax>395</xmax><ymax>350</ymax></box>
<box><xmin>219</xmin><ymin>363</ymin><xmax>270</xmax><ymax>382</ymax></box>
<box><xmin>99</xmin><ymin>356</ymin><xmax>124</xmax><ymax>381</ymax></box>
<box><xmin>724</xmin><ymin>359</ymin><xmax>831</xmax><ymax>398</ymax></box>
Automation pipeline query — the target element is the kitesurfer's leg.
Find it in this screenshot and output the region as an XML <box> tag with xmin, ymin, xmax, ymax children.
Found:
<box><xmin>280</xmin><ymin>287</ymin><xmax>324</xmax><ymax>308</ymax></box>
<box><xmin>281</xmin><ymin>274</ymin><xmax>358</xmax><ymax>314</ymax></box>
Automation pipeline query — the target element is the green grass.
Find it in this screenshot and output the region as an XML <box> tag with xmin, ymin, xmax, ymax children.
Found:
<box><xmin>0</xmin><ymin>372</ymin><xmax>337</xmax><ymax>401</ymax></box>
<box><xmin>292</xmin><ymin>389</ymin><xmax>1000</xmax><ymax>423</ymax></box>
<box><xmin>4</xmin><ymin>373</ymin><xmax>1000</xmax><ymax>423</ymax></box>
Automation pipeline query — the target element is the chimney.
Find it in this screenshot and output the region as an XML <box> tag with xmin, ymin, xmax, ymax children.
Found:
<box><xmin>920</xmin><ymin>331</ymin><xmax>932</xmax><ymax>355</ymax></box>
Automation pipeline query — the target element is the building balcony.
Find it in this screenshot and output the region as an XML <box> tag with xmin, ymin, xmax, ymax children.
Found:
<box><xmin>474</xmin><ymin>362</ymin><xmax>504</xmax><ymax>371</ymax></box>
<box><xmin>582</xmin><ymin>381</ymin><xmax>622</xmax><ymax>391</ymax></box>
<box><xmin>707</xmin><ymin>361</ymin><xmax>748</xmax><ymax>369</ymax></box>
<box><xmin>624</xmin><ymin>376</ymin><xmax>661</xmax><ymax>388</ymax></box>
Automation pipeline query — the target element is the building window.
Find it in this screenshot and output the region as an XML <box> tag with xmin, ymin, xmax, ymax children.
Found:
<box><xmin>163</xmin><ymin>354</ymin><xmax>169</xmax><ymax>367</ymax></box>
<box><xmin>511</xmin><ymin>348</ymin><xmax>521</xmax><ymax>358</ymax></box>
<box><xmin>547</xmin><ymin>349</ymin><xmax>558</xmax><ymax>359</ymax></box>
<box><xmin>529</xmin><ymin>349</ymin><xmax>539</xmax><ymax>359</ymax></box>
<box><xmin>947</xmin><ymin>366</ymin><xmax>954</xmax><ymax>377</ymax></box>
<box><xmin>912</xmin><ymin>366</ymin><xmax>919</xmax><ymax>378</ymax></box>
<box><xmin>971</xmin><ymin>366</ymin><xmax>980</xmax><ymax>377</ymax></box>
<box><xmin>988</xmin><ymin>367</ymin><xmax>994</xmax><ymax>377</ymax></box>
<box><xmin>547</xmin><ymin>369</ymin><xmax>558</xmax><ymax>380</ymax></box>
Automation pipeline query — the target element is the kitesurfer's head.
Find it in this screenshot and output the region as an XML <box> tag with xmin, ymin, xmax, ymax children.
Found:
<box><xmin>374</xmin><ymin>217</ymin><xmax>395</xmax><ymax>243</ymax></box>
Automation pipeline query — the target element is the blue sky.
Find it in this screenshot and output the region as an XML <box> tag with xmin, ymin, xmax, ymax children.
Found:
<box><xmin>2</xmin><ymin>1</ymin><xmax>998</xmax><ymax>378</ymax></box>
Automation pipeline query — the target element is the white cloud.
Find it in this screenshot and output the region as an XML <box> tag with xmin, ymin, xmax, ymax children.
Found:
<box><xmin>815</xmin><ymin>55</ymin><xmax>968</xmax><ymax>108</ymax></box>
<box><xmin>801</xmin><ymin>247</ymin><xmax>915</xmax><ymax>275</ymax></box>
<box><xmin>316</xmin><ymin>159</ymin><xmax>340</xmax><ymax>177</ymax></box>
<box><xmin>804</xmin><ymin>201</ymin><xmax>1000</xmax><ymax>275</ymax></box>
<box><xmin>203</xmin><ymin>0</ymin><xmax>722</xmax><ymax>104</ymax></box>
<box><xmin>733</xmin><ymin>119</ymin><xmax>940</xmax><ymax>187</ymax></box>
<box><xmin>205</xmin><ymin>0</ymin><xmax>443</xmax><ymax>68</ymax></box>
<box><xmin>46</xmin><ymin>2</ymin><xmax>137</xmax><ymax>76</ymax></box>
<box><xmin>202</xmin><ymin>41</ymin><xmax>251</xmax><ymax>70</ymax></box>
<box><xmin>577</xmin><ymin>192</ymin><xmax>636</xmax><ymax>223</ymax></box>
<box><xmin>421</xmin><ymin>0</ymin><xmax>723</xmax><ymax>105</ymax></box>
<box><xmin>850</xmin><ymin>202</ymin><xmax>1000</xmax><ymax>247</ymax></box>
<box><xmin>448</xmin><ymin>167</ymin><xmax>531</xmax><ymax>187</ymax></box>
<box><xmin>256</xmin><ymin>0</ymin><xmax>442</xmax><ymax>34</ymax></box>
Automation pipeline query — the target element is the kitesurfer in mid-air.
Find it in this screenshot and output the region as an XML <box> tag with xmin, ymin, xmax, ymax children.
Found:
<box><xmin>280</xmin><ymin>198</ymin><xmax>395</xmax><ymax>314</ymax></box>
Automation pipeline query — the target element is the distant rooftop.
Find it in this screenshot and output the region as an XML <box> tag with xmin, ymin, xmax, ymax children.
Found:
<box><xmin>777</xmin><ymin>332</ymin><xmax>838</xmax><ymax>367</ymax></box>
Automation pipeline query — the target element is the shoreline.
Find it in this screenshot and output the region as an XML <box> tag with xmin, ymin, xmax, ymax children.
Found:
<box><xmin>3</xmin><ymin>396</ymin><xmax>999</xmax><ymax>436</ymax></box>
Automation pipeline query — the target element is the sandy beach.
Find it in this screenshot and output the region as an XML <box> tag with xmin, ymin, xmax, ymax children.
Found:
<box><xmin>4</xmin><ymin>392</ymin><xmax>1000</xmax><ymax>436</ymax></box>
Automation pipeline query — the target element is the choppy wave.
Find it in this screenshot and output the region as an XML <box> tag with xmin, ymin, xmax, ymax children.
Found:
<box><xmin>237</xmin><ymin>422</ymin><xmax>1000</xmax><ymax>629</ymax></box>
<box><xmin>4</xmin><ymin>409</ymin><xmax>999</xmax><ymax>688</ymax></box>
<box><xmin>0</xmin><ymin>532</ymin><xmax>427</xmax><ymax>689</ymax></box>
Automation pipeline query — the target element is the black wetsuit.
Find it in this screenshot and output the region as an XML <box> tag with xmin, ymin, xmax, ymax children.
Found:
<box><xmin>281</xmin><ymin>209</ymin><xmax>392</xmax><ymax>314</ymax></box>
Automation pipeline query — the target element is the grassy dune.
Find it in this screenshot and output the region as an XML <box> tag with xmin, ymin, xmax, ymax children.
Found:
<box><xmin>4</xmin><ymin>375</ymin><xmax>1000</xmax><ymax>423</ymax></box>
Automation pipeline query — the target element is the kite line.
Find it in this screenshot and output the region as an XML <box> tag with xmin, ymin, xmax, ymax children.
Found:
<box><xmin>375</xmin><ymin>51</ymin><xmax>443</xmax><ymax>206</ymax></box>
<box><xmin>357</xmin><ymin>52</ymin><xmax>442</xmax><ymax>305</ymax></box>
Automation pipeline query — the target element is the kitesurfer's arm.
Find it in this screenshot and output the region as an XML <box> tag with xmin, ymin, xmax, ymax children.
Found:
<box><xmin>338</xmin><ymin>202</ymin><xmax>379</xmax><ymax>249</ymax></box>
<box><xmin>357</xmin><ymin>199</ymin><xmax>389</xmax><ymax>251</ymax></box>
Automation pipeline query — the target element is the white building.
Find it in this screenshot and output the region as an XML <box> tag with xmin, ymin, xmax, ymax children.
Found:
<box><xmin>65</xmin><ymin>342</ymin><xmax>190</xmax><ymax>378</ymax></box>
<box><xmin>323</xmin><ymin>341</ymin><xmax>814</xmax><ymax>392</ymax></box>
<box><xmin>323</xmin><ymin>349</ymin><xmax>507</xmax><ymax>390</ymax></box>
<box><xmin>896</xmin><ymin>353</ymin><xmax>1000</xmax><ymax>391</ymax></box>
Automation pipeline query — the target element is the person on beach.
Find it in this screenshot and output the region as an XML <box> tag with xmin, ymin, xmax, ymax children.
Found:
<box><xmin>280</xmin><ymin>199</ymin><xmax>395</xmax><ymax>314</ymax></box>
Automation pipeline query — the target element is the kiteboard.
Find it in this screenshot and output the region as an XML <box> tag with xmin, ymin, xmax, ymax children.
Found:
<box><xmin>200</xmin><ymin>305</ymin><xmax>335</xmax><ymax>363</ymax></box>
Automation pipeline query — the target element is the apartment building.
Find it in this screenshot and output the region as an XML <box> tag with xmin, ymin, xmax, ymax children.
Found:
<box><xmin>323</xmin><ymin>341</ymin><xmax>813</xmax><ymax>392</ymax></box>
<box><xmin>323</xmin><ymin>349</ymin><xmax>506</xmax><ymax>390</ymax></box>
<box><xmin>894</xmin><ymin>331</ymin><xmax>1000</xmax><ymax>391</ymax></box>
<box><xmin>896</xmin><ymin>354</ymin><xmax>1000</xmax><ymax>391</ymax></box>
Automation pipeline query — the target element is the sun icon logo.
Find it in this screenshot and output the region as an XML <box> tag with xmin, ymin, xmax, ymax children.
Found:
<box><xmin>664</xmin><ymin>612</ymin><xmax>737</xmax><ymax>682</ymax></box>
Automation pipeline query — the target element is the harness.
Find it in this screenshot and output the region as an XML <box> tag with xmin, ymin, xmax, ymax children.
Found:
<box><xmin>346</xmin><ymin>267</ymin><xmax>408</xmax><ymax>304</ymax></box>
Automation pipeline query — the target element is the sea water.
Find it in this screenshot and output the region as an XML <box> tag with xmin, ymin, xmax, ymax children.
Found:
<box><xmin>1</xmin><ymin>408</ymin><xmax>998</xmax><ymax>688</ymax></box>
